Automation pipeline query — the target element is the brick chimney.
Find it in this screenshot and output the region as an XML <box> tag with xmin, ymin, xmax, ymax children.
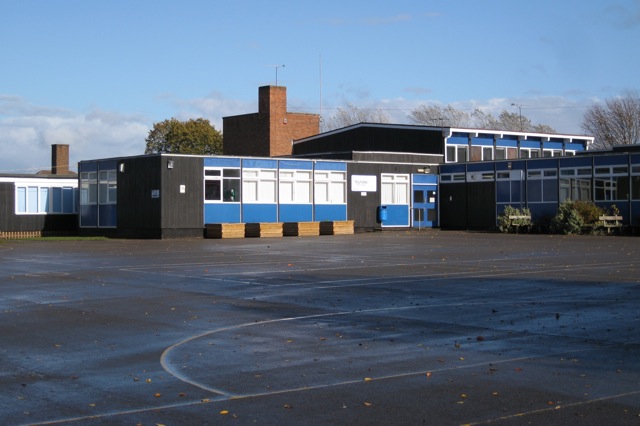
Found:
<box><xmin>51</xmin><ymin>144</ymin><xmax>70</xmax><ymax>175</ymax></box>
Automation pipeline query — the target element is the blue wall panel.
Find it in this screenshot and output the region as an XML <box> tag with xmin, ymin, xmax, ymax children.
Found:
<box><xmin>527</xmin><ymin>159</ymin><xmax>557</xmax><ymax>169</ymax></box>
<box><xmin>447</xmin><ymin>135</ymin><xmax>468</xmax><ymax>145</ymax></box>
<box><xmin>98</xmin><ymin>205</ymin><xmax>117</xmax><ymax>227</ymax></box>
<box><xmin>243</xmin><ymin>204</ymin><xmax>277</xmax><ymax>223</ymax></box>
<box><xmin>204</xmin><ymin>204</ymin><xmax>241</xmax><ymax>223</ymax></box>
<box><xmin>314</xmin><ymin>204</ymin><xmax>347</xmax><ymax>221</ymax></box>
<box><xmin>204</xmin><ymin>157</ymin><xmax>241</xmax><ymax>167</ymax></box>
<box><xmin>521</xmin><ymin>140</ymin><xmax>541</xmax><ymax>149</ymax></box>
<box><xmin>559</xmin><ymin>156</ymin><xmax>592</xmax><ymax>168</ymax></box>
<box><xmin>593</xmin><ymin>155</ymin><xmax>628</xmax><ymax>167</ymax></box>
<box><xmin>243</xmin><ymin>159</ymin><xmax>277</xmax><ymax>169</ymax></box>
<box><xmin>279</xmin><ymin>204</ymin><xmax>313</xmax><ymax>222</ymax></box>
<box><xmin>80</xmin><ymin>205</ymin><xmax>97</xmax><ymax>227</ymax></box>
<box><xmin>381</xmin><ymin>205</ymin><xmax>409</xmax><ymax>226</ymax></box>
<box><xmin>471</xmin><ymin>135</ymin><xmax>493</xmax><ymax>146</ymax></box>
<box><xmin>315</xmin><ymin>161</ymin><xmax>346</xmax><ymax>171</ymax></box>
<box><xmin>279</xmin><ymin>160</ymin><xmax>313</xmax><ymax>170</ymax></box>
<box><xmin>412</xmin><ymin>174</ymin><xmax>438</xmax><ymax>184</ymax></box>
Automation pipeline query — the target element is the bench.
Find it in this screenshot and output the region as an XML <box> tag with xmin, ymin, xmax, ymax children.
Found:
<box><xmin>598</xmin><ymin>215</ymin><xmax>623</xmax><ymax>234</ymax></box>
<box><xmin>507</xmin><ymin>215</ymin><xmax>532</xmax><ymax>233</ymax></box>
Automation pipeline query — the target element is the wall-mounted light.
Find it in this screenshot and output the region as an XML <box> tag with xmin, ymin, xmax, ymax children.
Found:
<box><xmin>119</xmin><ymin>163</ymin><xmax>125</xmax><ymax>173</ymax></box>
<box><xmin>507</xmin><ymin>162</ymin><xmax>512</xmax><ymax>170</ymax></box>
<box><xmin>167</xmin><ymin>160</ymin><xmax>174</xmax><ymax>169</ymax></box>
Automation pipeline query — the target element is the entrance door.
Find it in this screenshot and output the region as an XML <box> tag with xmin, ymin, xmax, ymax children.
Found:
<box><xmin>412</xmin><ymin>184</ymin><xmax>438</xmax><ymax>228</ymax></box>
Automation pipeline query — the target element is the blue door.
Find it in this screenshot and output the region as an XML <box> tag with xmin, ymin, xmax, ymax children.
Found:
<box><xmin>412</xmin><ymin>183</ymin><xmax>438</xmax><ymax>228</ymax></box>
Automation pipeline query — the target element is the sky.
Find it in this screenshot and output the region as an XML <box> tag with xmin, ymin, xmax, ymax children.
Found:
<box><xmin>1</xmin><ymin>0</ymin><xmax>639</xmax><ymax>173</ymax></box>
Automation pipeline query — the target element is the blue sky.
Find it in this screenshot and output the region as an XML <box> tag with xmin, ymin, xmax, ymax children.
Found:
<box><xmin>1</xmin><ymin>0</ymin><xmax>639</xmax><ymax>173</ymax></box>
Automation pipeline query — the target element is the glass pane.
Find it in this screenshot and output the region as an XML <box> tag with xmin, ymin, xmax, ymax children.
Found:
<box><xmin>39</xmin><ymin>188</ymin><xmax>50</xmax><ymax>213</ymax></box>
<box><xmin>223</xmin><ymin>179</ymin><xmax>240</xmax><ymax>202</ymax></box>
<box><xmin>205</xmin><ymin>180</ymin><xmax>221</xmax><ymax>201</ymax></box>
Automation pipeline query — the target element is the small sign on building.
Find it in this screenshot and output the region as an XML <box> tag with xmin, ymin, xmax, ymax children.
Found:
<box><xmin>351</xmin><ymin>175</ymin><xmax>377</xmax><ymax>192</ymax></box>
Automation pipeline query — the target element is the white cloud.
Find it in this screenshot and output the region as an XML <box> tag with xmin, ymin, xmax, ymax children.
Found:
<box><xmin>0</xmin><ymin>96</ymin><xmax>149</xmax><ymax>174</ymax></box>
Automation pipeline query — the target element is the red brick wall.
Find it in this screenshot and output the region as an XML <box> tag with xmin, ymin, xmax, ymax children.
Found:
<box><xmin>223</xmin><ymin>86</ymin><xmax>319</xmax><ymax>157</ymax></box>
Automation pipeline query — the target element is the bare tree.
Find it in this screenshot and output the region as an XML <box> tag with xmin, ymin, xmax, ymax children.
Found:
<box><xmin>409</xmin><ymin>105</ymin><xmax>471</xmax><ymax>127</ymax></box>
<box><xmin>321</xmin><ymin>103</ymin><xmax>390</xmax><ymax>132</ymax></box>
<box><xmin>409</xmin><ymin>104</ymin><xmax>555</xmax><ymax>133</ymax></box>
<box><xmin>582</xmin><ymin>91</ymin><xmax>640</xmax><ymax>149</ymax></box>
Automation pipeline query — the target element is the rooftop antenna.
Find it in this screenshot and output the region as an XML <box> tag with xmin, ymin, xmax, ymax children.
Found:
<box><xmin>269</xmin><ymin>64</ymin><xmax>285</xmax><ymax>86</ymax></box>
<box><xmin>319</xmin><ymin>55</ymin><xmax>323</xmax><ymax>124</ymax></box>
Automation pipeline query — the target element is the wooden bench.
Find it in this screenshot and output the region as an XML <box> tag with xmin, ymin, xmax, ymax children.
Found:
<box><xmin>598</xmin><ymin>215</ymin><xmax>623</xmax><ymax>234</ymax></box>
<box><xmin>507</xmin><ymin>215</ymin><xmax>532</xmax><ymax>233</ymax></box>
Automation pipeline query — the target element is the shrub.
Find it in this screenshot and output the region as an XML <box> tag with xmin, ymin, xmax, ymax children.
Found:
<box><xmin>572</xmin><ymin>200</ymin><xmax>604</xmax><ymax>224</ymax></box>
<box><xmin>550</xmin><ymin>201</ymin><xmax>605</xmax><ymax>235</ymax></box>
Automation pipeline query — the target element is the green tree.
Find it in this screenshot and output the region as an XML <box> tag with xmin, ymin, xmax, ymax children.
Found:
<box><xmin>145</xmin><ymin>118</ymin><xmax>223</xmax><ymax>155</ymax></box>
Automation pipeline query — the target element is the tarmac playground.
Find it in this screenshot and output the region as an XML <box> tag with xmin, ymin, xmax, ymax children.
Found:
<box><xmin>0</xmin><ymin>230</ymin><xmax>639</xmax><ymax>425</ymax></box>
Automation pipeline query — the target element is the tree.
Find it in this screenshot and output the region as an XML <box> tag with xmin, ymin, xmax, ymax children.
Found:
<box><xmin>409</xmin><ymin>105</ymin><xmax>472</xmax><ymax>127</ymax></box>
<box><xmin>582</xmin><ymin>91</ymin><xmax>640</xmax><ymax>150</ymax></box>
<box><xmin>321</xmin><ymin>104</ymin><xmax>390</xmax><ymax>132</ymax></box>
<box><xmin>145</xmin><ymin>118</ymin><xmax>223</xmax><ymax>155</ymax></box>
<box><xmin>409</xmin><ymin>104</ymin><xmax>556</xmax><ymax>133</ymax></box>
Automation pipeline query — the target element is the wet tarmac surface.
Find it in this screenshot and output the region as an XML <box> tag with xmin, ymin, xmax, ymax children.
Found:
<box><xmin>0</xmin><ymin>231</ymin><xmax>639</xmax><ymax>425</ymax></box>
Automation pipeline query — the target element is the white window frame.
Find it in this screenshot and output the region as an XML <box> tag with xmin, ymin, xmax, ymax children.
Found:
<box><xmin>80</xmin><ymin>171</ymin><xmax>98</xmax><ymax>205</ymax></box>
<box><xmin>381</xmin><ymin>173</ymin><xmax>410</xmax><ymax>205</ymax></box>
<box><xmin>314</xmin><ymin>170</ymin><xmax>346</xmax><ymax>204</ymax></box>
<box><xmin>243</xmin><ymin>168</ymin><xmax>277</xmax><ymax>204</ymax></box>
<box><xmin>204</xmin><ymin>167</ymin><xmax>241</xmax><ymax>203</ymax></box>
<box><xmin>13</xmin><ymin>180</ymin><xmax>78</xmax><ymax>215</ymax></box>
<box><xmin>446</xmin><ymin>144</ymin><xmax>468</xmax><ymax>163</ymax></box>
<box><xmin>279</xmin><ymin>169</ymin><xmax>312</xmax><ymax>204</ymax></box>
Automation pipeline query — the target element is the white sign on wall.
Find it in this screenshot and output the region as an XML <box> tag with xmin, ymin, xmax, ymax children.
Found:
<box><xmin>351</xmin><ymin>175</ymin><xmax>377</xmax><ymax>192</ymax></box>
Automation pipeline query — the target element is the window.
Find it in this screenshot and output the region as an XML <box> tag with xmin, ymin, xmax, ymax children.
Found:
<box><xmin>381</xmin><ymin>174</ymin><xmax>409</xmax><ymax>205</ymax></box>
<box><xmin>314</xmin><ymin>170</ymin><xmax>346</xmax><ymax>204</ymax></box>
<box><xmin>446</xmin><ymin>145</ymin><xmax>468</xmax><ymax>163</ymax></box>
<box><xmin>495</xmin><ymin>147</ymin><xmax>506</xmax><ymax>160</ymax></box>
<box><xmin>559</xmin><ymin>168</ymin><xmax>592</xmax><ymax>202</ymax></box>
<box><xmin>527</xmin><ymin>169</ymin><xmax>558</xmax><ymax>203</ymax></box>
<box><xmin>15</xmin><ymin>184</ymin><xmax>77</xmax><ymax>214</ymax></box>
<box><xmin>80</xmin><ymin>172</ymin><xmax>98</xmax><ymax>205</ymax></box>
<box><xmin>632</xmin><ymin>165</ymin><xmax>640</xmax><ymax>201</ymax></box>
<box><xmin>204</xmin><ymin>168</ymin><xmax>240</xmax><ymax>202</ymax></box>
<box><xmin>279</xmin><ymin>170</ymin><xmax>312</xmax><ymax>204</ymax></box>
<box><xmin>594</xmin><ymin>166</ymin><xmax>629</xmax><ymax>201</ymax></box>
<box><xmin>482</xmin><ymin>146</ymin><xmax>493</xmax><ymax>161</ymax></box>
<box><xmin>98</xmin><ymin>170</ymin><xmax>117</xmax><ymax>204</ymax></box>
<box><xmin>243</xmin><ymin>169</ymin><xmax>277</xmax><ymax>203</ymax></box>
<box><xmin>520</xmin><ymin>148</ymin><xmax>540</xmax><ymax>159</ymax></box>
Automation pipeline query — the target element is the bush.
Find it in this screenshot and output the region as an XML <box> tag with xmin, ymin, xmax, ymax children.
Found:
<box><xmin>550</xmin><ymin>202</ymin><xmax>584</xmax><ymax>234</ymax></box>
<box><xmin>497</xmin><ymin>205</ymin><xmax>532</xmax><ymax>233</ymax></box>
<box><xmin>550</xmin><ymin>201</ymin><xmax>605</xmax><ymax>235</ymax></box>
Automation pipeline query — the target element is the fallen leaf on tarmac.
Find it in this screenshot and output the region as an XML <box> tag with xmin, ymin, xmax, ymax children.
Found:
<box><xmin>146</xmin><ymin>378</ymin><xmax>152</xmax><ymax>383</ymax></box>
<box><xmin>201</xmin><ymin>398</ymin><xmax>210</xmax><ymax>403</ymax></box>
<box><xmin>219</xmin><ymin>410</ymin><xmax>229</xmax><ymax>415</ymax></box>
<box><xmin>364</xmin><ymin>402</ymin><xmax>372</xmax><ymax>406</ymax></box>
<box><xmin>364</xmin><ymin>377</ymin><xmax>373</xmax><ymax>382</ymax></box>
<box><xmin>284</xmin><ymin>404</ymin><xmax>293</xmax><ymax>409</ymax></box>
<box><xmin>460</xmin><ymin>394</ymin><xmax>467</xmax><ymax>398</ymax></box>
<box><xmin>154</xmin><ymin>393</ymin><xmax>161</xmax><ymax>398</ymax></box>
<box><xmin>286</xmin><ymin>339</ymin><xmax>293</xmax><ymax>343</ymax></box>
<box><xmin>426</xmin><ymin>372</ymin><xmax>432</xmax><ymax>378</ymax></box>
